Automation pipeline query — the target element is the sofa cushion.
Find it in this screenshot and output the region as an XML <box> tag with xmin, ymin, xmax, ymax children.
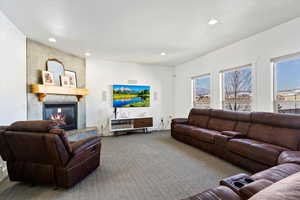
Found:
<box><xmin>173</xmin><ymin>124</ymin><xmax>195</xmax><ymax>135</ymax></box>
<box><xmin>187</xmin><ymin>108</ymin><xmax>211</xmax><ymax>128</ymax></box>
<box><xmin>227</xmin><ymin>139</ymin><xmax>289</xmax><ymax>166</ymax></box>
<box><xmin>251</xmin><ymin>163</ymin><xmax>300</xmax><ymax>183</ymax></box>
<box><xmin>189</xmin><ymin>108</ymin><xmax>211</xmax><ymax>116</ymax></box>
<box><xmin>210</xmin><ymin>109</ymin><xmax>249</xmax><ymax>120</ymax></box>
<box><xmin>189</xmin><ymin>128</ymin><xmax>221</xmax><ymax>143</ymax></box>
<box><xmin>251</xmin><ymin>112</ymin><xmax>300</xmax><ymax>129</ymax></box>
<box><xmin>248</xmin><ymin>124</ymin><xmax>300</xmax><ymax>150</ymax></box>
<box><xmin>249</xmin><ymin>172</ymin><xmax>300</xmax><ymax>200</ymax></box>
<box><xmin>188</xmin><ymin>115</ymin><xmax>210</xmax><ymax>128</ymax></box>
<box><xmin>234</xmin><ymin>121</ymin><xmax>251</xmax><ymax>135</ymax></box>
<box><xmin>208</xmin><ymin>118</ymin><xmax>236</xmax><ymax>132</ymax></box>
<box><xmin>250</xmin><ymin>112</ymin><xmax>300</xmax><ymax>150</ymax></box>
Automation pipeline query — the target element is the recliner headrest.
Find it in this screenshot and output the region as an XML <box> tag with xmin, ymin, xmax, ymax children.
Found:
<box><xmin>7</xmin><ymin>120</ymin><xmax>64</xmax><ymax>133</ymax></box>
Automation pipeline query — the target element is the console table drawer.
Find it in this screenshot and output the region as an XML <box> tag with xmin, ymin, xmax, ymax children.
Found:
<box><xmin>133</xmin><ymin>118</ymin><xmax>153</xmax><ymax>128</ymax></box>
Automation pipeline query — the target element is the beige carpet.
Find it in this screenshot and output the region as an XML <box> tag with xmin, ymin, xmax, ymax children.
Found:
<box><xmin>0</xmin><ymin>131</ymin><xmax>247</xmax><ymax>200</ymax></box>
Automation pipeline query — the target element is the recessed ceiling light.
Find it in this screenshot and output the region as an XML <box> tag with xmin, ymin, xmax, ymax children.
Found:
<box><xmin>48</xmin><ymin>37</ymin><xmax>56</xmax><ymax>43</ymax></box>
<box><xmin>85</xmin><ymin>52</ymin><xmax>91</xmax><ymax>57</ymax></box>
<box><xmin>160</xmin><ymin>52</ymin><xmax>166</xmax><ymax>56</ymax></box>
<box><xmin>208</xmin><ymin>18</ymin><xmax>218</xmax><ymax>25</ymax></box>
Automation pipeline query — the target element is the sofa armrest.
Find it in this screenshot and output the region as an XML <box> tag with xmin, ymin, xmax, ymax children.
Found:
<box><xmin>183</xmin><ymin>186</ymin><xmax>242</xmax><ymax>200</ymax></box>
<box><xmin>70</xmin><ymin>136</ymin><xmax>101</xmax><ymax>155</ymax></box>
<box><xmin>171</xmin><ymin>118</ymin><xmax>188</xmax><ymax>124</ymax></box>
<box><xmin>215</xmin><ymin>134</ymin><xmax>232</xmax><ymax>146</ymax></box>
<box><xmin>221</xmin><ymin>131</ymin><xmax>245</xmax><ymax>138</ymax></box>
<box><xmin>278</xmin><ymin>151</ymin><xmax>300</xmax><ymax>165</ymax></box>
<box><xmin>239</xmin><ymin>179</ymin><xmax>273</xmax><ymax>199</ymax></box>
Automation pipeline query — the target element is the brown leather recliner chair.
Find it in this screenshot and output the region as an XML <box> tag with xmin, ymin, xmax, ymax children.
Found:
<box><xmin>0</xmin><ymin>120</ymin><xmax>101</xmax><ymax>188</ymax></box>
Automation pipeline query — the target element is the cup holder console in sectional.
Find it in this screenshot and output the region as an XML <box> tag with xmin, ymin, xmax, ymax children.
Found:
<box><xmin>233</xmin><ymin>181</ymin><xmax>244</xmax><ymax>188</ymax></box>
<box><xmin>220</xmin><ymin>173</ymin><xmax>255</xmax><ymax>194</ymax></box>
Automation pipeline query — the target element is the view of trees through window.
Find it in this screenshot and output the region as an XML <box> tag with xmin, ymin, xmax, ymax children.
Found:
<box><xmin>222</xmin><ymin>66</ymin><xmax>252</xmax><ymax>111</ymax></box>
<box><xmin>192</xmin><ymin>75</ymin><xmax>210</xmax><ymax>108</ymax></box>
<box><xmin>275</xmin><ymin>57</ymin><xmax>300</xmax><ymax>114</ymax></box>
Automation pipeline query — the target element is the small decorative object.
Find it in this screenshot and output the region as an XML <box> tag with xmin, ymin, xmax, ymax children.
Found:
<box><xmin>65</xmin><ymin>70</ymin><xmax>77</xmax><ymax>88</ymax></box>
<box><xmin>46</xmin><ymin>59</ymin><xmax>65</xmax><ymax>86</ymax></box>
<box><xmin>42</xmin><ymin>71</ymin><xmax>55</xmax><ymax>85</ymax></box>
<box><xmin>60</xmin><ymin>76</ymin><xmax>70</xmax><ymax>87</ymax></box>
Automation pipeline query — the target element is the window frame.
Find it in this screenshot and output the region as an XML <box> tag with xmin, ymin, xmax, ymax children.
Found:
<box><xmin>220</xmin><ymin>64</ymin><xmax>253</xmax><ymax>111</ymax></box>
<box><xmin>191</xmin><ymin>73</ymin><xmax>212</xmax><ymax>108</ymax></box>
<box><xmin>272</xmin><ymin>52</ymin><xmax>300</xmax><ymax>113</ymax></box>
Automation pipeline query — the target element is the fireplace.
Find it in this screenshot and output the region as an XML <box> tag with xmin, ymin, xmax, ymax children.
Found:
<box><xmin>43</xmin><ymin>102</ymin><xmax>78</xmax><ymax>130</ymax></box>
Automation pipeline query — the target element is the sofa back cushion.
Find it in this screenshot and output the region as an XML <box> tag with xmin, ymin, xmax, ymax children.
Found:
<box><xmin>251</xmin><ymin>112</ymin><xmax>300</xmax><ymax>129</ymax></box>
<box><xmin>207</xmin><ymin>109</ymin><xmax>239</xmax><ymax>132</ymax></box>
<box><xmin>208</xmin><ymin>118</ymin><xmax>236</xmax><ymax>132</ymax></box>
<box><xmin>248</xmin><ymin>112</ymin><xmax>300</xmax><ymax>150</ymax></box>
<box><xmin>187</xmin><ymin>108</ymin><xmax>211</xmax><ymax>128</ymax></box>
<box><xmin>234</xmin><ymin>111</ymin><xmax>251</xmax><ymax>134</ymax></box>
<box><xmin>234</xmin><ymin>121</ymin><xmax>251</xmax><ymax>135</ymax></box>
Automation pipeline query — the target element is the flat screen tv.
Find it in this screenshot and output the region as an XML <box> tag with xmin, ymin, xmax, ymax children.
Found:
<box><xmin>113</xmin><ymin>85</ymin><xmax>150</xmax><ymax>108</ymax></box>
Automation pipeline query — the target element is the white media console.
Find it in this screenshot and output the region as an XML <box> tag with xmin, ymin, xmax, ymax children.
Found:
<box><xmin>110</xmin><ymin>117</ymin><xmax>153</xmax><ymax>135</ymax></box>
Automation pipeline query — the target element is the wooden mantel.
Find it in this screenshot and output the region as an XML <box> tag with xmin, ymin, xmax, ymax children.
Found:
<box><xmin>31</xmin><ymin>84</ymin><xmax>88</xmax><ymax>102</ymax></box>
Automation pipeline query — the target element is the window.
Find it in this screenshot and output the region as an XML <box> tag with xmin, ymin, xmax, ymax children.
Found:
<box><xmin>192</xmin><ymin>75</ymin><xmax>211</xmax><ymax>108</ymax></box>
<box><xmin>221</xmin><ymin>65</ymin><xmax>252</xmax><ymax>111</ymax></box>
<box><xmin>274</xmin><ymin>55</ymin><xmax>300</xmax><ymax>114</ymax></box>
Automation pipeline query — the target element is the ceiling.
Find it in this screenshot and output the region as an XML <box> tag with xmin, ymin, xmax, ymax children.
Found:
<box><xmin>1</xmin><ymin>0</ymin><xmax>300</xmax><ymax>66</ymax></box>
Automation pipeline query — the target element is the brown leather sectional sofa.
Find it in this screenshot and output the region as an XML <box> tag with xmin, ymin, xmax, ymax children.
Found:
<box><xmin>172</xmin><ymin>108</ymin><xmax>300</xmax><ymax>172</ymax></box>
<box><xmin>0</xmin><ymin>120</ymin><xmax>101</xmax><ymax>188</ymax></box>
<box><xmin>172</xmin><ymin>109</ymin><xmax>300</xmax><ymax>199</ymax></box>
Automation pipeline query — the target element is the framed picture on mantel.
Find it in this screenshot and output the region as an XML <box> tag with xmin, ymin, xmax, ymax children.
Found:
<box><xmin>65</xmin><ymin>70</ymin><xmax>77</xmax><ymax>88</ymax></box>
<box><xmin>60</xmin><ymin>75</ymin><xmax>70</xmax><ymax>87</ymax></box>
<box><xmin>42</xmin><ymin>70</ymin><xmax>55</xmax><ymax>85</ymax></box>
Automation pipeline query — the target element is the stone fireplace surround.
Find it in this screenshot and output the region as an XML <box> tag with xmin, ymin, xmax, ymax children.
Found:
<box><xmin>26</xmin><ymin>40</ymin><xmax>86</xmax><ymax>128</ymax></box>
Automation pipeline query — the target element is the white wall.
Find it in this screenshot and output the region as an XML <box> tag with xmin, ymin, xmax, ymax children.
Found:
<box><xmin>174</xmin><ymin>17</ymin><xmax>300</xmax><ymax>117</ymax></box>
<box><xmin>86</xmin><ymin>59</ymin><xmax>174</xmax><ymax>135</ymax></box>
<box><xmin>0</xmin><ymin>11</ymin><xmax>26</xmax><ymax>124</ymax></box>
<box><xmin>0</xmin><ymin>11</ymin><xmax>26</xmax><ymax>180</ymax></box>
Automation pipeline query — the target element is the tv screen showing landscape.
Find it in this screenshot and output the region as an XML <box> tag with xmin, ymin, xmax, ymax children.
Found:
<box><xmin>113</xmin><ymin>85</ymin><xmax>150</xmax><ymax>108</ymax></box>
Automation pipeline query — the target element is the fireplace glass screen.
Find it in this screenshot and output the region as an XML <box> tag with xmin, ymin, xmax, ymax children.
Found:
<box><xmin>43</xmin><ymin>102</ymin><xmax>77</xmax><ymax>130</ymax></box>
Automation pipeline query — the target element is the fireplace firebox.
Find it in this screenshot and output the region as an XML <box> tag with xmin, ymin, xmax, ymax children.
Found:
<box><xmin>43</xmin><ymin>102</ymin><xmax>78</xmax><ymax>130</ymax></box>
